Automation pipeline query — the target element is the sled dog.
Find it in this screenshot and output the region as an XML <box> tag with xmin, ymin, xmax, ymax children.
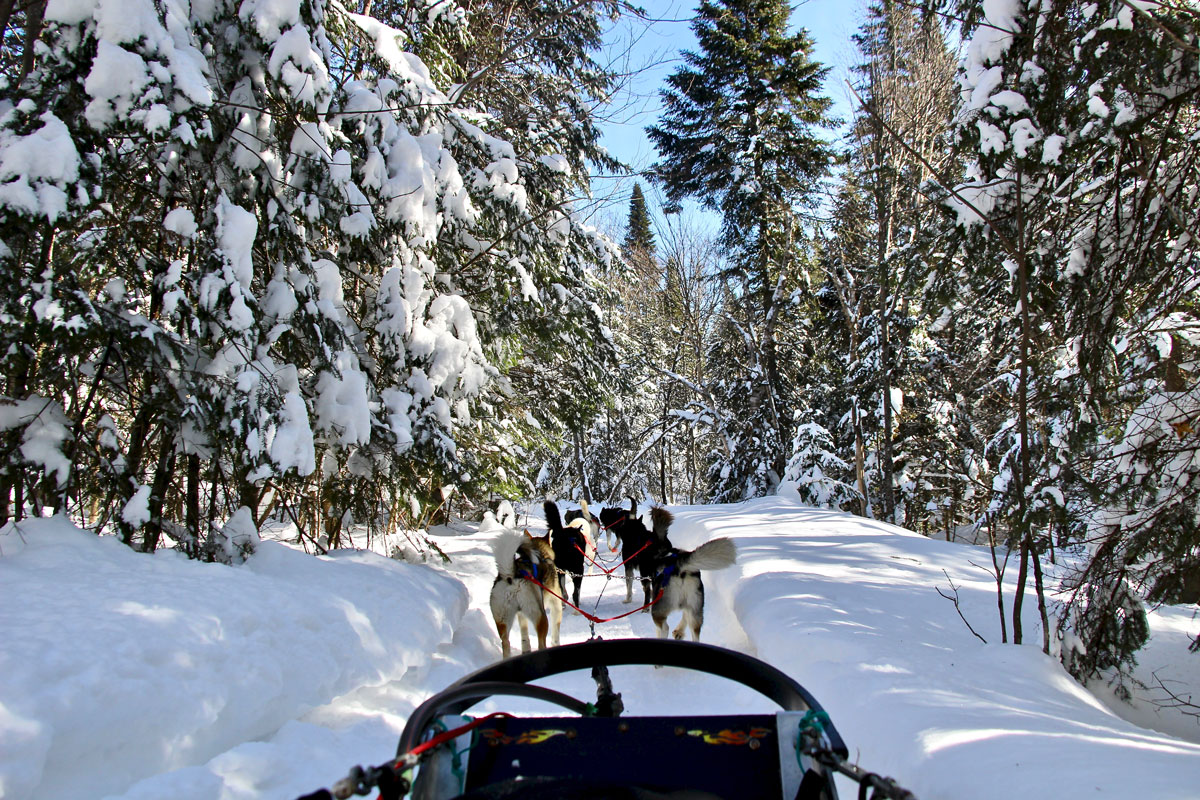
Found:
<box><xmin>545</xmin><ymin>500</ymin><xmax>591</xmax><ymax>610</ymax></box>
<box><xmin>489</xmin><ymin>529</ymin><xmax>563</xmax><ymax>659</ymax></box>
<box><xmin>647</xmin><ymin>508</ymin><xmax>737</xmax><ymax>642</ymax></box>
<box><xmin>599</xmin><ymin>498</ymin><xmax>659</xmax><ymax>607</ymax></box>
<box><xmin>564</xmin><ymin>498</ymin><xmax>600</xmax><ymax>559</ymax></box>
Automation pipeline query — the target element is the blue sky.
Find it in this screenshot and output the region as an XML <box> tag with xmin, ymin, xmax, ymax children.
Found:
<box><xmin>589</xmin><ymin>0</ymin><xmax>867</xmax><ymax>230</ymax></box>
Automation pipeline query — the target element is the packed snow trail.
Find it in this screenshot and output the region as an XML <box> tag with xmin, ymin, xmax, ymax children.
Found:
<box><xmin>3</xmin><ymin>495</ymin><xmax>1199</xmax><ymax>800</ymax></box>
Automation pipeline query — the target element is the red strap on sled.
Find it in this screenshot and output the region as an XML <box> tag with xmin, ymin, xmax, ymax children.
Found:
<box><xmin>401</xmin><ymin>711</ymin><xmax>514</xmax><ymax>762</ymax></box>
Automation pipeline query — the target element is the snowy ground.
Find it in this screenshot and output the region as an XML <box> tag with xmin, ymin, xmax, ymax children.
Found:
<box><xmin>2</xmin><ymin>493</ymin><xmax>1198</xmax><ymax>800</ymax></box>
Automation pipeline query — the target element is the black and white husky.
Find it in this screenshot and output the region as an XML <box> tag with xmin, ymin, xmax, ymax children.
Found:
<box><xmin>545</xmin><ymin>500</ymin><xmax>593</xmax><ymax>610</ymax></box>
<box><xmin>489</xmin><ymin>530</ymin><xmax>563</xmax><ymax>659</ymax></box>
<box><xmin>599</xmin><ymin>499</ymin><xmax>658</xmax><ymax>607</ymax></box>
<box><xmin>646</xmin><ymin>508</ymin><xmax>737</xmax><ymax>642</ymax></box>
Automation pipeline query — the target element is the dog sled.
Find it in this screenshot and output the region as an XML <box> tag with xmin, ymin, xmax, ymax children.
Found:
<box><xmin>298</xmin><ymin>639</ymin><xmax>917</xmax><ymax>800</ymax></box>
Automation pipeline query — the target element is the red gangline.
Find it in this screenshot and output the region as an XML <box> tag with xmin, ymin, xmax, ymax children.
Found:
<box><xmin>574</xmin><ymin>539</ymin><xmax>650</xmax><ymax>575</ymax></box>
<box><xmin>524</xmin><ymin>573</ymin><xmax>663</xmax><ymax>624</ymax></box>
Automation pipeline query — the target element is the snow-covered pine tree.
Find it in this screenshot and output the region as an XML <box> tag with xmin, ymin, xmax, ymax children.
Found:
<box><xmin>784</xmin><ymin>415</ymin><xmax>861</xmax><ymax>510</ymax></box>
<box><xmin>944</xmin><ymin>0</ymin><xmax>1200</xmax><ymax>676</ymax></box>
<box><xmin>0</xmin><ymin>0</ymin><xmax>621</xmax><ymax>557</ymax></box>
<box><xmin>814</xmin><ymin>179</ymin><xmax>876</xmax><ymax>517</ymax></box>
<box><xmin>647</xmin><ymin>0</ymin><xmax>835</xmax><ymax>502</ymax></box>
<box><xmin>428</xmin><ymin>0</ymin><xmax>622</xmax><ymax>507</ymax></box>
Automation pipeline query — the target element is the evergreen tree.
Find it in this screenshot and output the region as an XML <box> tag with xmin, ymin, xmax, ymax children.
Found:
<box><xmin>942</xmin><ymin>0</ymin><xmax>1200</xmax><ymax>679</ymax></box>
<box><xmin>647</xmin><ymin>0</ymin><xmax>835</xmax><ymax>501</ymax></box>
<box><xmin>0</xmin><ymin>0</ymin><xmax>620</xmax><ymax>556</ymax></box>
<box><xmin>623</xmin><ymin>182</ymin><xmax>656</xmax><ymax>257</ymax></box>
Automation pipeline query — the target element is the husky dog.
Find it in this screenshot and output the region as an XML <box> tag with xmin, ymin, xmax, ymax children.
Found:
<box><xmin>545</xmin><ymin>500</ymin><xmax>590</xmax><ymax>610</ymax></box>
<box><xmin>489</xmin><ymin>530</ymin><xmax>563</xmax><ymax>659</ymax></box>
<box><xmin>595</xmin><ymin>497</ymin><xmax>630</xmax><ymax>552</ymax></box>
<box><xmin>646</xmin><ymin>508</ymin><xmax>737</xmax><ymax>642</ymax></box>
<box><xmin>598</xmin><ymin>499</ymin><xmax>658</xmax><ymax>608</ymax></box>
<box><xmin>564</xmin><ymin>498</ymin><xmax>600</xmax><ymax>559</ymax></box>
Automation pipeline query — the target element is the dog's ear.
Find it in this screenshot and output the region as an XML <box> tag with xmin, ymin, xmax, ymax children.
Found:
<box><xmin>523</xmin><ymin>528</ymin><xmax>533</xmax><ymax>538</ymax></box>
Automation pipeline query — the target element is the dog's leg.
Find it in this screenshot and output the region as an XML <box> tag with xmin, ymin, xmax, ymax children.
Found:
<box><xmin>689</xmin><ymin>579</ymin><xmax>706</xmax><ymax>641</ymax></box>
<box><xmin>549</xmin><ymin>598</ymin><xmax>562</xmax><ymax>647</ymax></box>
<box><xmin>672</xmin><ymin>612</ymin><xmax>689</xmax><ymax>640</ymax></box>
<box><xmin>517</xmin><ymin>614</ymin><xmax>532</xmax><ymax>654</ymax></box>
<box><xmin>624</xmin><ymin>571</ymin><xmax>634</xmax><ymax>603</ymax></box>
<box><xmin>572</xmin><ymin>574</ymin><xmax>583</xmax><ymax>610</ymax></box>
<box><xmin>495</xmin><ymin>617</ymin><xmax>512</xmax><ymax>659</ymax></box>
<box><xmin>641</xmin><ymin>574</ymin><xmax>653</xmax><ymax>612</ymax></box>
<box><xmin>535</xmin><ymin>612</ymin><xmax>549</xmax><ymax>650</ymax></box>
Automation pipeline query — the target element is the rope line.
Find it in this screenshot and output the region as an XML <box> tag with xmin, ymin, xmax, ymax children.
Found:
<box><xmin>573</xmin><ymin>539</ymin><xmax>650</xmax><ymax>576</ymax></box>
<box><xmin>524</xmin><ymin>573</ymin><xmax>663</xmax><ymax>624</ymax></box>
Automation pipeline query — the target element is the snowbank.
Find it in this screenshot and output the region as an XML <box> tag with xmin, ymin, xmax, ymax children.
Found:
<box><xmin>0</xmin><ymin>517</ymin><xmax>467</xmax><ymax>800</ymax></box>
<box><xmin>686</xmin><ymin>496</ymin><xmax>1200</xmax><ymax>800</ymax></box>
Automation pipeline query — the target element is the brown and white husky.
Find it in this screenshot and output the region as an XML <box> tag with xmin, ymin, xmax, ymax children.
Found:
<box><xmin>489</xmin><ymin>529</ymin><xmax>563</xmax><ymax>659</ymax></box>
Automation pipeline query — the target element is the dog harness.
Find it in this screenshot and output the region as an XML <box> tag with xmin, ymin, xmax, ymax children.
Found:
<box><xmin>657</xmin><ymin>551</ymin><xmax>681</xmax><ymax>587</ymax></box>
<box><xmin>515</xmin><ymin>552</ymin><xmax>541</xmax><ymax>582</ymax></box>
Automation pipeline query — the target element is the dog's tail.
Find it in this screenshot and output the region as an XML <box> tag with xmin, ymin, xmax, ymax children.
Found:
<box><xmin>679</xmin><ymin>537</ymin><xmax>737</xmax><ymax>571</ymax></box>
<box><xmin>580</xmin><ymin>498</ymin><xmax>593</xmax><ymax>521</ymax></box>
<box><xmin>650</xmin><ymin>506</ymin><xmax>674</xmax><ymax>539</ymax></box>
<box><xmin>492</xmin><ymin>530</ymin><xmax>526</xmax><ymax>579</ymax></box>
<box><xmin>543</xmin><ymin>500</ymin><xmax>563</xmax><ymax>532</ymax></box>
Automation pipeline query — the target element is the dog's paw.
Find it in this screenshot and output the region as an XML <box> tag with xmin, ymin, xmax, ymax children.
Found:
<box><xmin>673</xmin><ymin>630</ymin><xmax>685</xmax><ymax>640</ymax></box>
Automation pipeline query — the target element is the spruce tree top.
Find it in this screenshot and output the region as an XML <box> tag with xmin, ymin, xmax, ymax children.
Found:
<box><xmin>647</xmin><ymin>0</ymin><xmax>834</xmax><ymax>239</ymax></box>
<box><xmin>624</xmin><ymin>183</ymin><xmax>656</xmax><ymax>256</ymax></box>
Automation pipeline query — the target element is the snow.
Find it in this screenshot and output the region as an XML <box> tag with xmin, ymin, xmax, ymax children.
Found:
<box><xmin>269</xmin><ymin>391</ymin><xmax>317</xmax><ymax>476</ymax></box>
<box><xmin>238</xmin><ymin>0</ymin><xmax>302</xmax><ymax>44</ymax></box>
<box><xmin>2</xmin><ymin>495</ymin><xmax>1198</xmax><ymax>800</ymax></box>
<box><xmin>83</xmin><ymin>41</ymin><xmax>152</xmax><ymax>130</ymax></box>
<box><xmin>0</xmin><ymin>396</ymin><xmax>72</xmax><ymax>487</ymax></box>
<box><xmin>1041</xmin><ymin>134</ymin><xmax>1065</xmax><ymax>164</ymax></box>
<box><xmin>163</xmin><ymin>207</ymin><xmax>198</xmax><ymax>239</ymax></box>
<box><xmin>314</xmin><ymin>357</ymin><xmax>374</xmax><ymax>447</ymax></box>
<box><xmin>0</xmin><ymin>112</ymin><xmax>80</xmax><ymax>222</ymax></box>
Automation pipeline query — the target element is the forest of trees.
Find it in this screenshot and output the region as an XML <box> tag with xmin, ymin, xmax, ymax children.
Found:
<box><xmin>0</xmin><ymin>0</ymin><xmax>1197</xmax><ymax>697</ymax></box>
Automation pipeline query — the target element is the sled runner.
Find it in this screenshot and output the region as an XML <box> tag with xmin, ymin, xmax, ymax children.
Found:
<box><xmin>298</xmin><ymin>639</ymin><xmax>916</xmax><ymax>800</ymax></box>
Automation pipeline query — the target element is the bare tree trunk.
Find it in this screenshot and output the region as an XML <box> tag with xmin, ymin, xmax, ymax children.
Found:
<box><xmin>186</xmin><ymin>453</ymin><xmax>200</xmax><ymax>556</ymax></box>
<box><xmin>19</xmin><ymin>0</ymin><xmax>46</xmax><ymax>83</ymax></box>
<box><xmin>572</xmin><ymin>429</ymin><xmax>590</xmax><ymax>503</ymax></box>
<box><xmin>1013</xmin><ymin>535</ymin><xmax>1030</xmax><ymax>645</ymax></box>
<box><xmin>1032</xmin><ymin>542</ymin><xmax>1050</xmax><ymax>654</ymax></box>
<box><xmin>987</xmin><ymin>514</ymin><xmax>1010</xmax><ymax>643</ymax></box>
<box><xmin>1012</xmin><ymin>169</ymin><xmax>1034</xmax><ymax>646</ymax></box>
<box><xmin>141</xmin><ymin>436</ymin><xmax>176</xmax><ymax>553</ymax></box>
